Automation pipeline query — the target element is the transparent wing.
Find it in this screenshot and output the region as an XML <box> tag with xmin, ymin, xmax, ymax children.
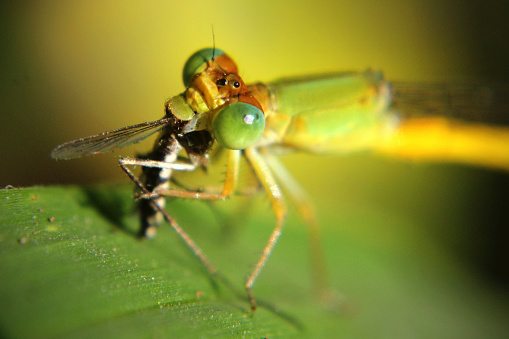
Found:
<box><xmin>391</xmin><ymin>81</ymin><xmax>509</xmax><ymax>126</ymax></box>
<box><xmin>51</xmin><ymin>118</ymin><xmax>171</xmax><ymax>160</ymax></box>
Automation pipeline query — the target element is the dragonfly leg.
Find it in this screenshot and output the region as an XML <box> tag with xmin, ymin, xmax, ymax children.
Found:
<box><xmin>118</xmin><ymin>158</ymin><xmax>218</xmax><ymax>276</ymax></box>
<box><xmin>120</xmin><ymin>157</ymin><xmax>198</xmax><ymax>171</ymax></box>
<box><xmin>119</xmin><ymin>157</ymin><xmax>202</xmax><ymax>201</ymax></box>
<box><xmin>138</xmin><ymin>149</ymin><xmax>241</xmax><ymax>202</ymax></box>
<box><xmin>119</xmin><ymin>156</ymin><xmax>200</xmax><ymax>236</ymax></box>
<box><xmin>262</xmin><ymin>152</ymin><xmax>336</xmax><ymax>305</ymax></box>
<box><xmin>244</xmin><ymin>147</ymin><xmax>286</xmax><ymax>312</ymax></box>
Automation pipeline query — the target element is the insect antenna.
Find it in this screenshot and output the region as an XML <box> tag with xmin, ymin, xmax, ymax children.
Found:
<box><xmin>209</xmin><ymin>25</ymin><xmax>228</xmax><ymax>77</ymax></box>
<box><xmin>211</xmin><ymin>25</ymin><xmax>216</xmax><ymax>61</ymax></box>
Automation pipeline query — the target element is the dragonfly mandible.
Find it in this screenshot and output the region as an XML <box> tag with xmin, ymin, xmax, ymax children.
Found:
<box><xmin>51</xmin><ymin>47</ymin><xmax>509</xmax><ymax>312</ymax></box>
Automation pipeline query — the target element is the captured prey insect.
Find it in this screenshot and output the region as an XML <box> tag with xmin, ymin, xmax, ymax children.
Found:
<box><xmin>52</xmin><ymin>47</ymin><xmax>509</xmax><ymax>311</ymax></box>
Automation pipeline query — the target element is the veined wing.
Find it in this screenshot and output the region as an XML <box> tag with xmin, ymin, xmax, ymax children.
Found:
<box><xmin>51</xmin><ymin>117</ymin><xmax>171</xmax><ymax>160</ymax></box>
<box><xmin>391</xmin><ymin>81</ymin><xmax>509</xmax><ymax>126</ymax></box>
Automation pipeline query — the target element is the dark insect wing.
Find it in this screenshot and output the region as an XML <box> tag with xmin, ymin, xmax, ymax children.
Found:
<box><xmin>51</xmin><ymin>118</ymin><xmax>172</xmax><ymax>160</ymax></box>
<box><xmin>391</xmin><ymin>81</ymin><xmax>509</xmax><ymax>126</ymax></box>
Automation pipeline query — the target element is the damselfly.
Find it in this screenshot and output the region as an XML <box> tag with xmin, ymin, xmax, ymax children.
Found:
<box><xmin>51</xmin><ymin>47</ymin><xmax>509</xmax><ymax>311</ymax></box>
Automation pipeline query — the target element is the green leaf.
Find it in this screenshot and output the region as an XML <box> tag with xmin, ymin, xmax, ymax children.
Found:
<box><xmin>1</xmin><ymin>185</ymin><xmax>508</xmax><ymax>338</ymax></box>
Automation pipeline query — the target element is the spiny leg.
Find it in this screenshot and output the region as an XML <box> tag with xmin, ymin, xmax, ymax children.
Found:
<box><xmin>119</xmin><ymin>150</ymin><xmax>243</xmax><ymax>293</ymax></box>
<box><xmin>139</xmin><ymin>149</ymin><xmax>241</xmax><ymax>202</ymax></box>
<box><xmin>123</xmin><ymin>149</ymin><xmax>286</xmax><ymax>311</ymax></box>
<box><xmin>262</xmin><ymin>151</ymin><xmax>338</xmax><ymax>306</ymax></box>
<box><xmin>121</xmin><ymin>157</ymin><xmax>197</xmax><ymax>171</ymax></box>
<box><xmin>120</xmin><ymin>153</ymin><xmax>198</xmax><ymax>237</ymax></box>
<box><xmin>244</xmin><ymin>147</ymin><xmax>286</xmax><ymax>312</ymax></box>
<box><xmin>119</xmin><ymin>159</ymin><xmax>218</xmax><ymax>275</ymax></box>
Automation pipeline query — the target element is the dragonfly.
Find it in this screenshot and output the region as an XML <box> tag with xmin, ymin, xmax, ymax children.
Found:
<box><xmin>51</xmin><ymin>47</ymin><xmax>509</xmax><ymax>312</ymax></box>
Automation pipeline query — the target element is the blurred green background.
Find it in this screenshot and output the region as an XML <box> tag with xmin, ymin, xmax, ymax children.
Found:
<box><xmin>1</xmin><ymin>0</ymin><xmax>508</xmax><ymax>332</ymax></box>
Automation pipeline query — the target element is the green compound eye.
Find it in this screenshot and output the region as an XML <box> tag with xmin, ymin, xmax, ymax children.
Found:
<box><xmin>182</xmin><ymin>48</ymin><xmax>225</xmax><ymax>86</ymax></box>
<box><xmin>212</xmin><ymin>102</ymin><xmax>265</xmax><ymax>150</ymax></box>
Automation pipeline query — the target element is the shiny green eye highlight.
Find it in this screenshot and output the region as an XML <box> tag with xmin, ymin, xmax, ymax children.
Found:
<box><xmin>182</xmin><ymin>48</ymin><xmax>225</xmax><ymax>86</ymax></box>
<box><xmin>212</xmin><ymin>102</ymin><xmax>265</xmax><ymax>150</ymax></box>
